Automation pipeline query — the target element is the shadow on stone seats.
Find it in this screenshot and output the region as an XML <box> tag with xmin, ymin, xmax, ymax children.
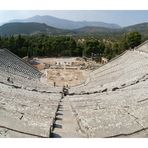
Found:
<box><xmin>51</xmin><ymin>133</ymin><xmax>62</xmax><ymax>138</ymax></box>
<box><xmin>58</xmin><ymin>109</ymin><xmax>63</xmax><ymax>112</ymax></box>
<box><xmin>54</xmin><ymin>123</ymin><xmax>62</xmax><ymax>128</ymax></box>
<box><xmin>56</xmin><ymin>112</ymin><xmax>63</xmax><ymax>116</ymax></box>
<box><xmin>59</xmin><ymin>104</ymin><xmax>63</xmax><ymax>108</ymax></box>
<box><xmin>56</xmin><ymin>117</ymin><xmax>62</xmax><ymax>121</ymax></box>
<box><xmin>59</xmin><ymin>106</ymin><xmax>63</xmax><ymax>110</ymax></box>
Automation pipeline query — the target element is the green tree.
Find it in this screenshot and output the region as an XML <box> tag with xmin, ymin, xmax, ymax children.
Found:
<box><xmin>85</xmin><ymin>39</ymin><xmax>105</xmax><ymax>57</ymax></box>
<box><xmin>126</xmin><ymin>32</ymin><xmax>142</xmax><ymax>49</ymax></box>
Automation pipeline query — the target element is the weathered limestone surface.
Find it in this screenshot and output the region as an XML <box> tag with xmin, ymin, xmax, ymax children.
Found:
<box><xmin>0</xmin><ymin>83</ymin><xmax>60</xmax><ymax>138</ymax></box>
<box><xmin>68</xmin><ymin>43</ymin><xmax>148</xmax><ymax>137</ymax></box>
<box><xmin>71</xmin><ymin>50</ymin><xmax>148</xmax><ymax>94</ymax></box>
<box><xmin>68</xmin><ymin>76</ymin><xmax>148</xmax><ymax>137</ymax></box>
<box><xmin>1</xmin><ymin>42</ymin><xmax>148</xmax><ymax>138</ymax></box>
<box><xmin>52</xmin><ymin>97</ymin><xmax>85</xmax><ymax>138</ymax></box>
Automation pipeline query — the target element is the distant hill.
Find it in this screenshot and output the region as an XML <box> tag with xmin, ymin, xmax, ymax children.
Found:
<box><xmin>1</xmin><ymin>22</ymin><xmax>148</xmax><ymax>37</ymax></box>
<box><xmin>73</xmin><ymin>23</ymin><xmax>148</xmax><ymax>36</ymax></box>
<box><xmin>73</xmin><ymin>26</ymin><xmax>121</xmax><ymax>34</ymax></box>
<box><xmin>0</xmin><ymin>22</ymin><xmax>70</xmax><ymax>36</ymax></box>
<box><xmin>123</xmin><ymin>23</ymin><xmax>148</xmax><ymax>35</ymax></box>
<box><xmin>10</xmin><ymin>15</ymin><xmax>121</xmax><ymax>30</ymax></box>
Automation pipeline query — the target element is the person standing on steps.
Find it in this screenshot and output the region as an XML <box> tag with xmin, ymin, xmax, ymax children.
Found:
<box><xmin>61</xmin><ymin>85</ymin><xmax>65</xmax><ymax>98</ymax></box>
<box><xmin>62</xmin><ymin>85</ymin><xmax>69</xmax><ymax>96</ymax></box>
<box><xmin>62</xmin><ymin>85</ymin><xmax>65</xmax><ymax>91</ymax></box>
<box><xmin>54</xmin><ymin>81</ymin><xmax>56</xmax><ymax>87</ymax></box>
<box><xmin>61</xmin><ymin>91</ymin><xmax>64</xmax><ymax>99</ymax></box>
<box><xmin>66</xmin><ymin>84</ymin><xmax>69</xmax><ymax>89</ymax></box>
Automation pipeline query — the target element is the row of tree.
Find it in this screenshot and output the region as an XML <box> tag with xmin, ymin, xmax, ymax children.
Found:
<box><xmin>0</xmin><ymin>31</ymin><xmax>142</xmax><ymax>61</ymax></box>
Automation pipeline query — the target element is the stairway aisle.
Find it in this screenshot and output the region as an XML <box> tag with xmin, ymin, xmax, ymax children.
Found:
<box><xmin>51</xmin><ymin>96</ymin><xmax>85</xmax><ymax>138</ymax></box>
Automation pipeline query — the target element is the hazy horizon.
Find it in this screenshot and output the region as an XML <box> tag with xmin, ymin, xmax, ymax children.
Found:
<box><xmin>0</xmin><ymin>10</ymin><xmax>148</xmax><ymax>27</ymax></box>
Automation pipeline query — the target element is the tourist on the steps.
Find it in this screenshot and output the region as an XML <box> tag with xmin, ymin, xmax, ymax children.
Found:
<box><xmin>54</xmin><ymin>81</ymin><xmax>56</xmax><ymax>87</ymax></box>
<box><xmin>61</xmin><ymin>92</ymin><xmax>64</xmax><ymax>98</ymax></box>
<box><xmin>66</xmin><ymin>84</ymin><xmax>69</xmax><ymax>89</ymax></box>
<box><xmin>62</xmin><ymin>85</ymin><xmax>65</xmax><ymax>91</ymax></box>
<box><xmin>62</xmin><ymin>85</ymin><xmax>69</xmax><ymax>96</ymax></box>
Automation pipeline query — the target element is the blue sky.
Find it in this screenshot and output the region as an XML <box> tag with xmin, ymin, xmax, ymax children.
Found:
<box><xmin>0</xmin><ymin>10</ymin><xmax>148</xmax><ymax>26</ymax></box>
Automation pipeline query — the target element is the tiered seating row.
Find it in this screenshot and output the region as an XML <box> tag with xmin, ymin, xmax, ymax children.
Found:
<box><xmin>69</xmin><ymin>79</ymin><xmax>148</xmax><ymax>137</ymax></box>
<box><xmin>0</xmin><ymin>49</ymin><xmax>42</xmax><ymax>79</ymax></box>
<box><xmin>71</xmin><ymin>50</ymin><xmax>148</xmax><ymax>93</ymax></box>
<box><xmin>0</xmin><ymin>82</ymin><xmax>61</xmax><ymax>137</ymax></box>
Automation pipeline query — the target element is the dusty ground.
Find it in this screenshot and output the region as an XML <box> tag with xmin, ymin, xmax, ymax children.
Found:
<box><xmin>30</xmin><ymin>57</ymin><xmax>91</xmax><ymax>87</ymax></box>
<box><xmin>45</xmin><ymin>68</ymin><xmax>87</xmax><ymax>87</ymax></box>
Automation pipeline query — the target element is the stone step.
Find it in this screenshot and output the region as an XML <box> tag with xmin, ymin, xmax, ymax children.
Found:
<box><xmin>52</xmin><ymin>97</ymin><xmax>85</xmax><ymax>138</ymax></box>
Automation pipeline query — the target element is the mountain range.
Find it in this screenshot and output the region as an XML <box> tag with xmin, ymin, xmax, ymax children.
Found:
<box><xmin>0</xmin><ymin>22</ymin><xmax>69</xmax><ymax>36</ymax></box>
<box><xmin>10</xmin><ymin>15</ymin><xmax>121</xmax><ymax>30</ymax></box>
<box><xmin>0</xmin><ymin>15</ymin><xmax>148</xmax><ymax>37</ymax></box>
